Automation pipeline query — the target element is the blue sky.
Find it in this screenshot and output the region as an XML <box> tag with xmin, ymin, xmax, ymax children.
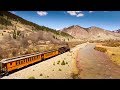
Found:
<box><xmin>10</xmin><ymin>11</ymin><xmax>120</xmax><ymax>31</ymax></box>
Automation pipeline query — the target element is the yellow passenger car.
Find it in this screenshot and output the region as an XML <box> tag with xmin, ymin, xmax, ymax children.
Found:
<box><xmin>44</xmin><ymin>50</ymin><xmax>59</xmax><ymax>59</ymax></box>
<box><xmin>0</xmin><ymin>53</ymin><xmax>42</xmax><ymax>75</ymax></box>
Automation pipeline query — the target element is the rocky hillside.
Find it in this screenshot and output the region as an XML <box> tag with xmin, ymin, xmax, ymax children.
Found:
<box><xmin>0</xmin><ymin>11</ymin><xmax>73</xmax><ymax>41</ymax></box>
<box><xmin>62</xmin><ymin>25</ymin><xmax>120</xmax><ymax>41</ymax></box>
<box><xmin>0</xmin><ymin>11</ymin><xmax>73</xmax><ymax>60</ymax></box>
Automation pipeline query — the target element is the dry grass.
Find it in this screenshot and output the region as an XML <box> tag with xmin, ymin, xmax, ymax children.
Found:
<box><xmin>96</xmin><ymin>43</ymin><xmax>120</xmax><ymax>66</ymax></box>
<box><xmin>0</xmin><ymin>42</ymin><xmax>60</xmax><ymax>61</ymax></box>
<box><xmin>106</xmin><ymin>47</ymin><xmax>120</xmax><ymax>66</ymax></box>
<box><xmin>67</xmin><ymin>41</ymin><xmax>85</xmax><ymax>48</ymax></box>
<box><xmin>0</xmin><ymin>29</ymin><xmax>66</xmax><ymax>60</ymax></box>
<box><xmin>70</xmin><ymin>73</ymin><xmax>80</xmax><ymax>79</ymax></box>
<box><xmin>102</xmin><ymin>40</ymin><xmax>120</xmax><ymax>47</ymax></box>
<box><xmin>28</xmin><ymin>76</ymin><xmax>36</xmax><ymax>79</ymax></box>
<box><xmin>103</xmin><ymin>42</ymin><xmax>120</xmax><ymax>47</ymax></box>
<box><xmin>94</xmin><ymin>46</ymin><xmax>107</xmax><ymax>53</ymax></box>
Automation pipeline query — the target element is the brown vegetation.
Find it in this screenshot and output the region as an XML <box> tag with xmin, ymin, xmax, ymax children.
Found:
<box><xmin>61</xmin><ymin>60</ymin><xmax>66</xmax><ymax>65</ymax></box>
<box><xmin>102</xmin><ymin>40</ymin><xmax>120</xmax><ymax>47</ymax></box>
<box><xmin>28</xmin><ymin>76</ymin><xmax>36</xmax><ymax>79</ymax></box>
<box><xmin>0</xmin><ymin>30</ymin><xmax>66</xmax><ymax>60</ymax></box>
<box><xmin>67</xmin><ymin>41</ymin><xmax>85</xmax><ymax>48</ymax></box>
<box><xmin>70</xmin><ymin>73</ymin><xmax>80</xmax><ymax>79</ymax></box>
<box><xmin>94</xmin><ymin>46</ymin><xmax>107</xmax><ymax>52</ymax></box>
<box><xmin>0</xmin><ymin>11</ymin><xmax>74</xmax><ymax>61</ymax></box>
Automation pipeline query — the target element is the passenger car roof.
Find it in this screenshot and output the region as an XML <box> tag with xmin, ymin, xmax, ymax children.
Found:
<box><xmin>0</xmin><ymin>49</ymin><xmax>57</xmax><ymax>64</ymax></box>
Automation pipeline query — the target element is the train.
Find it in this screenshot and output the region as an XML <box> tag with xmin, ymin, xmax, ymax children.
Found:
<box><xmin>0</xmin><ymin>45</ymin><xmax>70</xmax><ymax>76</ymax></box>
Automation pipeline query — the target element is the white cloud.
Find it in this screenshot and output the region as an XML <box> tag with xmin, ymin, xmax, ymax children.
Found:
<box><xmin>103</xmin><ymin>11</ymin><xmax>109</xmax><ymax>12</ymax></box>
<box><xmin>76</xmin><ymin>11</ymin><xmax>82</xmax><ymax>13</ymax></box>
<box><xmin>89</xmin><ymin>11</ymin><xmax>94</xmax><ymax>13</ymax></box>
<box><xmin>9</xmin><ymin>11</ymin><xmax>16</xmax><ymax>14</ymax></box>
<box><xmin>37</xmin><ymin>11</ymin><xmax>48</xmax><ymax>16</ymax></box>
<box><xmin>77</xmin><ymin>13</ymin><xmax>84</xmax><ymax>17</ymax></box>
<box><xmin>67</xmin><ymin>11</ymin><xmax>84</xmax><ymax>17</ymax></box>
<box><xmin>67</xmin><ymin>11</ymin><xmax>77</xmax><ymax>16</ymax></box>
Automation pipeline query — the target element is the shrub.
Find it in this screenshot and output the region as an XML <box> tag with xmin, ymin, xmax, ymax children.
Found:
<box><xmin>17</xmin><ymin>30</ymin><xmax>21</xmax><ymax>36</ymax></box>
<box><xmin>0</xmin><ymin>16</ymin><xmax>12</xmax><ymax>26</ymax></box>
<box><xmin>112</xmin><ymin>53</ymin><xmax>115</xmax><ymax>55</ymax></box>
<box><xmin>94</xmin><ymin>46</ymin><xmax>107</xmax><ymax>53</ymax></box>
<box><xmin>13</xmin><ymin>29</ymin><xmax>17</xmax><ymax>39</ymax></box>
<box><xmin>66</xmin><ymin>62</ymin><xmax>68</xmax><ymax>64</ymax></box>
<box><xmin>40</xmin><ymin>74</ymin><xmax>43</xmax><ymax>76</ymax></box>
<box><xmin>28</xmin><ymin>76</ymin><xmax>35</xmax><ymax>79</ymax></box>
<box><xmin>57</xmin><ymin>60</ymin><xmax>60</xmax><ymax>64</ymax></box>
<box><xmin>20</xmin><ymin>38</ymin><xmax>29</xmax><ymax>48</ymax></box>
<box><xmin>12</xmin><ymin>50</ymin><xmax>17</xmax><ymax>57</ymax></box>
<box><xmin>59</xmin><ymin>69</ymin><xmax>62</xmax><ymax>71</ymax></box>
<box><xmin>71</xmin><ymin>73</ymin><xmax>79</xmax><ymax>79</ymax></box>
<box><xmin>53</xmin><ymin>62</ymin><xmax>55</xmax><ymax>65</ymax></box>
<box><xmin>102</xmin><ymin>40</ymin><xmax>120</xmax><ymax>47</ymax></box>
<box><xmin>61</xmin><ymin>60</ymin><xmax>65</xmax><ymax>65</ymax></box>
<box><xmin>0</xmin><ymin>55</ymin><xmax>3</xmax><ymax>60</ymax></box>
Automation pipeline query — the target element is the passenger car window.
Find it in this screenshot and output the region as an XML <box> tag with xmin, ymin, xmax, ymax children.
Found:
<box><xmin>16</xmin><ymin>61</ymin><xmax>19</xmax><ymax>65</ymax></box>
<box><xmin>10</xmin><ymin>62</ymin><xmax>12</xmax><ymax>65</ymax></box>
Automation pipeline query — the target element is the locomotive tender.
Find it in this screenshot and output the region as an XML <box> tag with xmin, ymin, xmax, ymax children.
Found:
<box><xmin>0</xmin><ymin>45</ymin><xmax>70</xmax><ymax>76</ymax></box>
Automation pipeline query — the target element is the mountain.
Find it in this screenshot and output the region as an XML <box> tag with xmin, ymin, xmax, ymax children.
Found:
<box><xmin>113</xmin><ymin>29</ymin><xmax>120</xmax><ymax>33</ymax></box>
<box><xmin>62</xmin><ymin>25</ymin><xmax>120</xmax><ymax>41</ymax></box>
<box><xmin>62</xmin><ymin>25</ymin><xmax>89</xmax><ymax>39</ymax></box>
